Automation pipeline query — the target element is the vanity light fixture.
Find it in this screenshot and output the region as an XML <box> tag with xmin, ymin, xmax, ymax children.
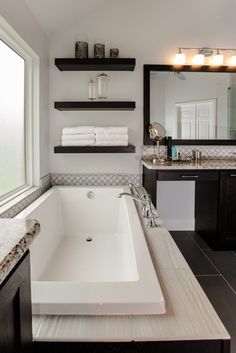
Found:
<box><xmin>230</xmin><ymin>54</ymin><xmax>236</xmax><ymax>66</ymax></box>
<box><xmin>174</xmin><ymin>48</ymin><xmax>186</xmax><ymax>65</ymax></box>
<box><xmin>212</xmin><ymin>49</ymin><xmax>224</xmax><ymax>66</ymax></box>
<box><xmin>173</xmin><ymin>47</ymin><xmax>236</xmax><ymax>66</ymax></box>
<box><xmin>192</xmin><ymin>52</ymin><xmax>205</xmax><ymax>65</ymax></box>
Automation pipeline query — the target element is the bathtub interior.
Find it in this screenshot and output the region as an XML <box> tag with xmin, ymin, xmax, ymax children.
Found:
<box><xmin>19</xmin><ymin>187</ymin><xmax>139</xmax><ymax>283</ymax></box>
<box><xmin>16</xmin><ymin>186</ymin><xmax>166</xmax><ymax>315</ymax></box>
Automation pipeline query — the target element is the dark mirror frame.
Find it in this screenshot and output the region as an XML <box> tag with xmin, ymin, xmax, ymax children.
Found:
<box><xmin>144</xmin><ymin>64</ymin><xmax>236</xmax><ymax>145</ymax></box>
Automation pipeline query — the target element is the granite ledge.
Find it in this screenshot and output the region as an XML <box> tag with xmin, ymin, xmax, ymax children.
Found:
<box><xmin>142</xmin><ymin>159</ymin><xmax>236</xmax><ymax>170</ymax></box>
<box><xmin>0</xmin><ymin>219</ymin><xmax>40</xmax><ymax>285</ymax></box>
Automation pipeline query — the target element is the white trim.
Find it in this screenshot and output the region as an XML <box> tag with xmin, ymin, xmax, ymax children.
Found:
<box><xmin>0</xmin><ymin>187</ymin><xmax>40</xmax><ymax>216</ymax></box>
<box><xmin>0</xmin><ymin>15</ymin><xmax>40</xmax><ymax>202</ymax></box>
<box><xmin>0</xmin><ymin>185</ymin><xmax>31</xmax><ymax>206</ymax></box>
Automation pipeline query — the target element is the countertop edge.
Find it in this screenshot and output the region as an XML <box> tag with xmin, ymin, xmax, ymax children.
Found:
<box><xmin>0</xmin><ymin>219</ymin><xmax>40</xmax><ymax>285</ymax></box>
<box><xmin>141</xmin><ymin>159</ymin><xmax>236</xmax><ymax>170</ymax></box>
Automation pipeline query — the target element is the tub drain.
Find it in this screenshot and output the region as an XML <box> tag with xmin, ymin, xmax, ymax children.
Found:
<box><xmin>86</xmin><ymin>237</ymin><xmax>93</xmax><ymax>242</ymax></box>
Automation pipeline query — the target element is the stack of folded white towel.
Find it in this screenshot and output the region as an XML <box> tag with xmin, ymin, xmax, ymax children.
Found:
<box><xmin>95</xmin><ymin>127</ymin><xmax>128</xmax><ymax>146</ymax></box>
<box><xmin>61</xmin><ymin>126</ymin><xmax>129</xmax><ymax>146</ymax></box>
<box><xmin>62</xmin><ymin>126</ymin><xmax>95</xmax><ymax>146</ymax></box>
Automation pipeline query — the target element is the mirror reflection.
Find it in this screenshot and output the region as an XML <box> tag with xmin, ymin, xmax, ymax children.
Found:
<box><xmin>150</xmin><ymin>71</ymin><xmax>236</xmax><ymax>140</ymax></box>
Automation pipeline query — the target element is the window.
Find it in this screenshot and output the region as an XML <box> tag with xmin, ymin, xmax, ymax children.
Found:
<box><xmin>0</xmin><ymin>15</ymin><xmax>39</xmax><ymax>203</ymax></box>
<box><xmin>0</xmin><ymin>40</ymin><xmax>26</xmax><ymax>198</ymax></box>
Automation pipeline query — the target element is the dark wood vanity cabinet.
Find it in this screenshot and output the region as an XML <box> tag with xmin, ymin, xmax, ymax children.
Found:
<box><xmin>195</xmin><ymin>170</ymin><xmax>236</xmax><ymax>249</ymax></box>
<box><xmin>0</xmin><ymin>251</ymin><xmax>32</xmax><ymax>353</ymax></box>
<box><xmin>144</xmin><ymin>168</ymin><xmax>236</xmax><ymax>249</ymax></box>
<box><xmin>218</xmin><ymin>172</ymin><xmax>236</xmax><ymax>246</ymax></box>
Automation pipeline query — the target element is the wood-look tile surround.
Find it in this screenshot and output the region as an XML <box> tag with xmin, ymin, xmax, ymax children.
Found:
<box><xmin>32</xmin><ymin>204</ymin><xmax>230</xmax><ymax>342</ymax></box>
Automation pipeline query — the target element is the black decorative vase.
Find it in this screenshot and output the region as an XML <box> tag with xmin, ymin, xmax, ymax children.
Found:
<box><xmin>75</xmin><ymin>41</ymin><xmax>88</xmax><ymax>58</ymax></box>
<box><xmin>94</xmin><ymin>43</ymin><xmax>105</xmax><ymax>58</ymax></box>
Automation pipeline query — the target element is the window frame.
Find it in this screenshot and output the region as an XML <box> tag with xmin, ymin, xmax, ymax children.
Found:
<box><xmin>0</xmin><ymin>15</ymin><xmax>40</xmax><ymax>204</ymax></box>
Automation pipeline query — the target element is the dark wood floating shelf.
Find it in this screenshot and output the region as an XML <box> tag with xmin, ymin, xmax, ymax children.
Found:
<box><xmin>54</xmin><ymin>144</ymin><xmax>136</xmax><ymax>153</ymax></box>
<box><xmin>54</xmin><ymin>101</ymin><xmax>136</xmax><ymax>111</ymax></box>
<box><xmin>55</xmin><ymin>58</ymin><xmax>136</xmax><ymax>71</ymax></box>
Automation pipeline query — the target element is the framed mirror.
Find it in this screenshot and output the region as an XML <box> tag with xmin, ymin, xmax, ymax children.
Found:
<box><xmin>144</xmin><ymin>65</ymin><xmax>236</xmax><ymax>145</ymax></box>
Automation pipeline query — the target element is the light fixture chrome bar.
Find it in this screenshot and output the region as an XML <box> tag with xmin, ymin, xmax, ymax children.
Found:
<box><xmin>179</xmin><ymin>47</ymin><xmax>236</xmax><ymax>52</ymax></box>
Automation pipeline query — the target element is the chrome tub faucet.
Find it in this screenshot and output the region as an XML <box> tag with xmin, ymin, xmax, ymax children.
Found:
<box><xmin>118</xmin><ymin>185</ymin><xmax>158</xmax><ymax>228</ymax></box>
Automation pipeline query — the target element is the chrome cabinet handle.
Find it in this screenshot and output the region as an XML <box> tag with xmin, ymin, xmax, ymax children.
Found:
<box><xmin>181</xmin><ymin>175</ymin><xmax>199</xmax><ymax>178</ymax></box>
<box><xmin>230</xmin><ymin>174</ymin><xmax>236</xmax><ymax>177</ymax></box>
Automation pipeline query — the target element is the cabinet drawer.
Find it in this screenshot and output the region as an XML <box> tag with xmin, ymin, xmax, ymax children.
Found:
<box><xmin>157</xmin><ymin>171</ymin><xmax>218</xmax><ymax>181</ymax></box>
<box><xmin>220</xmin><ymin>171</ymin><xmax>236</xmax><ymax>179</ymax></box>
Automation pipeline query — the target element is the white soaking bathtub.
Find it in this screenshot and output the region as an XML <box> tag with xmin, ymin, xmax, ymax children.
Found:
<box><xmin>16</xmin><ymin>186</ymin><xmax>165</xmax><ymax>315</ymax></box>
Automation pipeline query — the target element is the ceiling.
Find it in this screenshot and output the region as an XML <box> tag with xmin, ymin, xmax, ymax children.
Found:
<box><xmin>23</xmin><ymin>0</ymin><xmax>106</xmax><ymax>37</ymax></box>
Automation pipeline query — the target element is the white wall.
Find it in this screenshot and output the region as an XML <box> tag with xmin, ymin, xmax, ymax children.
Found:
<box><xmin>0</xmin><ymin>0</ymin><xmax>50</xmax><ymax>177</ymax></box>
<box><xmin>49</xmin><ymin>0</ymin><xmax>236</xmax><ymax>174</ymax></box>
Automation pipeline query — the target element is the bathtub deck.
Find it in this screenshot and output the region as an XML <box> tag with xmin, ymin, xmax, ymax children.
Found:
<box><xmin>32</xmin><ymin>204</ymin><xmax>229</xmax><ymax>344</ymax></box>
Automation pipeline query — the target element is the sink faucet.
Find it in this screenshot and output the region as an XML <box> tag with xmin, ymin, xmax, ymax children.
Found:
<box><xmin>118</xmin><ymin>186</ymin><xmax>158</xmax><ymax>228</ymax></box>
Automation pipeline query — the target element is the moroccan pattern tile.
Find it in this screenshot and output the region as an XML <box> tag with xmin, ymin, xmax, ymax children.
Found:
<box><xmin>0</xmin><ymin>174</ymin><xmax>51</xmax><ymax>218</ymax></box>
<box><xmin>51</xmin><ymin>173</ymin><xmax>142</xmax><ymax>187</ymax></box>
<box><xmin>0</xmin><ymin>173</ymin><xmax>142</xmax><ymax>218</ymax></box>
<box><xmin>142</xmin><ymin>145</ymin><xmax>236</xmax><ymax>160</ymax></box>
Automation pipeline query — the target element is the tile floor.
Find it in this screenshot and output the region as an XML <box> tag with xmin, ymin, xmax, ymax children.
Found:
<box><xmin>170</xmin><ymin>231</ymin><xmax>236</xmax><ymax>353</ymax></box>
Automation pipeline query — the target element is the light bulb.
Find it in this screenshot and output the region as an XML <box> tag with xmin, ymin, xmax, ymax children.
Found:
<box><xmin>174</xmin><ymin>49</ymin><xmax>186</xmax><ymax>65</ymax></box>
<box><xmin>212</xmin><ymin>51</ymin><xmax>223</xmax><ymax>65</ymax></box>
<box><xmin>192</xmin><ymin>54</ymin><xmax>204</xmax><ymax>65</ymax></box>
<box><xmin>230</xmin><ymin>55</ymin><xmax>236</xmax><ymax>66</ymax></box>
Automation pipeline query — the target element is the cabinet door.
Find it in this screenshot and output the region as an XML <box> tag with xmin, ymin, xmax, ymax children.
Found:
<box><xmin>195</xmin><ymin>179</ymin><xmax>219</xmax><ymax>248</ymax></box>
<box><xmin>0</xmin><ymin>251</ymin><xmax>32</xmax><ymax>353</ymax></box>
<box><xmin>219</xmin><ymin>171</ymin><xmax>236</xmax><ymax>245</ymax></box>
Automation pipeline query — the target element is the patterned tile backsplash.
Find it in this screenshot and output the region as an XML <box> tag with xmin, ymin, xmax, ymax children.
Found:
<box><xmin>142</xmin><ymin>145</ymin><xmax>236</xmax><ymax>160</ymax></box>
<box><xmin>0</xmin><ymin>174</ymin><xmax>51</xmax><ymax>218</ymax></box>
<box><xmin>51</xmin><ymin>173</ymin><xmax>142</xmax><ymax>187</ymax></box>
<box><xmin>0</xmin><ymin>173</ymin><xmax>141</xmax><ymax>218</ymax></box>
<box><xmin>2</xmin><ymin>144</ymin><xmax>236</xmax><ymax>218</ymax></box>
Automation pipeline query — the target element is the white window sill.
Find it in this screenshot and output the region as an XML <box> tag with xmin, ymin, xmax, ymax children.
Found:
<box><xmin>0</xmin><ymin>186</ymin><xmax>40</xmax><ymax>216</ymax></box>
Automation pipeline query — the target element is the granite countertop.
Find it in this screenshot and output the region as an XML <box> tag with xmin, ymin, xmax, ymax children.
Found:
<box><xmin>0</xmin><ymin>219</ymin><xmax>40</xmax><ymax>284</ymax></box>
<box><xmin>142</xmin><ymin>158</ymin><xmax>236</xmax><ymax>170</ymax></box>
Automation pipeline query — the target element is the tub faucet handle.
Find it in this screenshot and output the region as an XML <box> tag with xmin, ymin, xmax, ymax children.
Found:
<box><xmin>128</xmin><ymin>183</ymin><xmax>142</xmax><ymax>199</ymax></box>
<box><xmin>142</xmin><ymin>194</ymin><xmax>153</xmax><ymax>217</ymax></box>
<box><xmin>147</xmin><ymin>215</ymin><xmax>158</xmax><ymax>228</ymax></box>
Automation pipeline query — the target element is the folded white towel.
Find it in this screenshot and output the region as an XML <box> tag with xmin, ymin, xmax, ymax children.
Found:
<box><xmin>94</xmin><ymin>141</ymin><xmax>128</xmax><ymax>146</ymax></box>
<box><xmin>95</xmin><ymin>127</ymin><xmax>128</xmax><ymax>135</ymax></box>
<box><xmin>62</xmin><ymin>140</ymin><xmax>95</xmax><ymax>146</ymax></box>
<box><xmin>63</xmin><ymin>126</ymin><xmax>95</xmax><ymax>135</ymax></box>
<box><xmin>96</xmin><ymin>134</ymin><xmax>128</xmax><ymax>141</ymax></box>
<box><xmin>62</xmin><ymin>133</ymin><xmax>95</xmax><ymax>141</ymax></box>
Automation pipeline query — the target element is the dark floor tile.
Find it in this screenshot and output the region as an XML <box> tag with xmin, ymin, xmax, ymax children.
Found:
<box><xmin>204</xmin><ymin>250</ymin><xmax>236</xmax><ymax>275</ymax></box>
<box><xmin>197</xmin><ymin>275</ymin><xmax>236</xmax><ymax>353</ymax></box>
<box><xmin>172</xmin><ymin>238</ymin><xmax>219</xmax><ymax>275</ymax></box>
<box><xmin>169</xmin><ymin>231</ymin><xmax>192</xmax><ymax>241</ymax></box>
<box><xmin>223</xmin><ymin>273</ymin><xmax>236</xmax><ymax>293</ymax></box>
<box><xmin>188</xmin><ymin>231</ymin><xmax>211</xmax><ymax>250</ymax></box>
